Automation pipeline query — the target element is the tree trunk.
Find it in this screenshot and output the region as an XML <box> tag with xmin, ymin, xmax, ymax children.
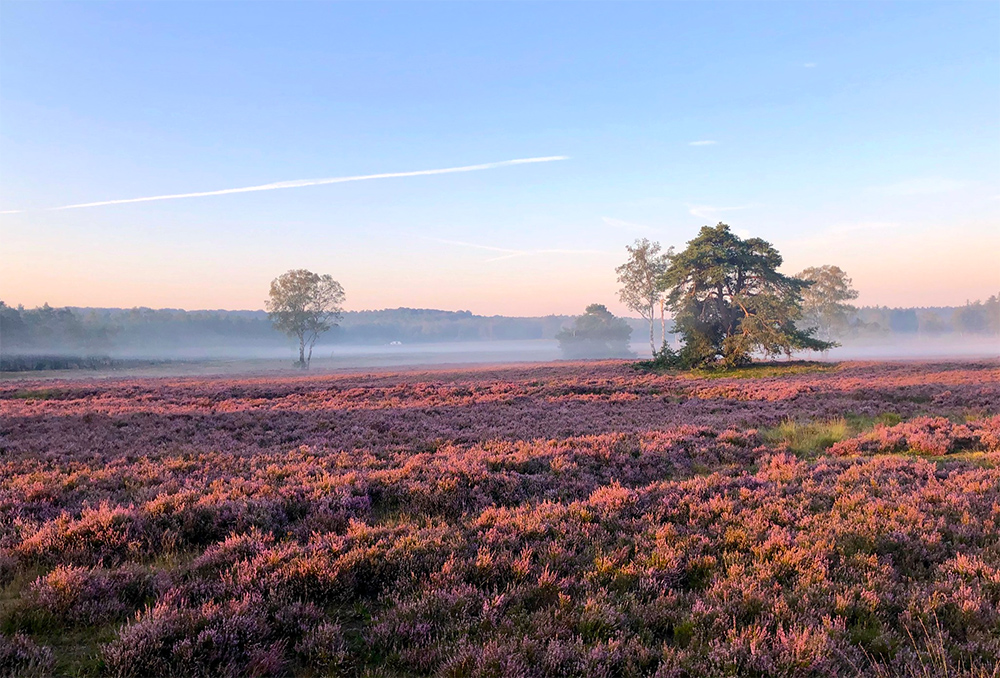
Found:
<box><xmin>660</xmin><ymin>299</ymin><xmax>666</xmax><ymax>348</ymax></box>
<box><xmin>298</xmin><ymin>337</ymin><xmax>306</xmax><ymax>368</ymax></box>
<box><xmin>649</xmin><ymin>305</ymin><xmax>655</xmax><ymax>356</ymax></box>
<box><xmin>307</xmin><ymin>344</ymin><xmax>314</xmax><ymax>368</ymax></box>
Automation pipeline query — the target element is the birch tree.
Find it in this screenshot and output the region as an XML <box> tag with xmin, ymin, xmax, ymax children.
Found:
<box><xmin>616</xmin><ymin>238</ymin><xmax>669</xmax><ymax>355</ymax></box>
<box><xmin>266</xmin><ymin>269</ymin><xmax>345</xmax><ymax>368</ymax></box>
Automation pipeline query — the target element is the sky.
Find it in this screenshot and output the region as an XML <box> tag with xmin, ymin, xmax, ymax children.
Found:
<box><xmin>1</xmin><ymin>1</ymin><xmax>998</xmax><ymax>317</ymax></box>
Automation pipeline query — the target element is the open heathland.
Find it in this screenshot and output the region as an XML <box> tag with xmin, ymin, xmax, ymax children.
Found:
<box><xmin>2</xmin><ymin>360</ymin><xmax>999</xmax><ymax>677</ymax></box>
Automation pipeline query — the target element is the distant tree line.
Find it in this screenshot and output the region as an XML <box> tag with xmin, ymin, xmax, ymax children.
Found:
<box><xmin>2</xmin><ymin>277</ymin><xmax>995</xmax><ymax>365</ymax></box>
<box><xmin>2</xmin><ymin>295</ymin><xmax>995</xmax><ymax>360</ymax></box>
<box><xmin>853</xmin><ymin>300</ymin><xmax>1000</xmax><ymax>336</ymax></box>
<box><xmin>0</xmin><ymin>302</ymin><xmax>585</xmax><ymax>356</ymax></box>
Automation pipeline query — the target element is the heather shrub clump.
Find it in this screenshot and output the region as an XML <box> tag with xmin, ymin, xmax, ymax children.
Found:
<box><xmin>5</xmin><ymin>563</ymin><xmax>160</xmax><ymax>636</ymax></box>
<box><xmin>1</xmin><ymin>360</ymin><xmax>998</xmax><ymax>676</ymax></box>
<box><xmin>103</xmin><ymin>594</ymin><xmax>288</xmax><ymax>678</ymax></box>
<box><xmin>0</xmin><ymin>632</ymin><xmax>55</xmax><ymax>678</ymax></box>
<box><xmin>830</xmin><ymin>415</ymin><xmax>1000</xmax><ymax>456</ymax></box>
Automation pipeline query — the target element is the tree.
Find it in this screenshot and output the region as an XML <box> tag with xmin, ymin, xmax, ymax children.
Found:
<box><xmin>0</xmin><ymin>301</ymin><xmax>28</xmax><ymax>349</ymax></box>
<box><xmin>658</xmin><ymin>223</ymin><xmax>834</xmax><ymax>368</ymax></box>
<box><xmin>555</xmin><ymin>304</ymin><xmax>634</xmax><ymax>359</ymax></box>
<box><xmin>953</xmin><ymin>301</ymin><xmax>989</xmax><ymax>335</ymax></box>
<box><xmin>795</xmin><ymin>265</ymin><xmax>859</xmax><ymax>340</ymax></box>
<box><xmin>266</xmin><ymin>269</ymin><xmax>345</xmax><ymax>368</ymax></box>
<box><xmin>616</xmin><ymin>239</ymin><xmax>670</xmax><ymax>355</ymax></box>
<box><xmin>986</xmin><ymin>294</ymin><xmax>1000</xmax><ymax>335</ymax></box>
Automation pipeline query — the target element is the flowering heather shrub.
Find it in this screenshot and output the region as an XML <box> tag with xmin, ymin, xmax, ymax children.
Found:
<box><xmin>16</xmin><ymin>502</ymin><xmax>145</xmax><ymax>567</ymax></box>
<box><xmin>0</xmin><ymin>632</ymin><xmax>55</xmax><ymax>678</ymax></box>
<box><xmin>1</xmin><ymin>360</ymin><xmax>999</xmax><ymax>676</ymax></box>
<box><xmin>830</xmin><ymin>415</ymin><xmax>1000</xmax><ymax>456</ymax></box>
<box><xmin>20</xmin><ymin>563</ymin><xmax>158</xmax><ymax>627</ymax></box>
<box><xmin>103</xmin><ymin>594</ymin><xmax>287</xmax><ymax>678</ymax></box>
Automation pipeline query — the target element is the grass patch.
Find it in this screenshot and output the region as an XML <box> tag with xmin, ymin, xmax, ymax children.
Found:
<box><xmin>692</xmin><ymin>361</ymin><xmax>839</xmax><ymax>379</ymax></box>
<box><xmin>762</xmin><ymin>419</ymin><xmax>849</xmax><ymax>458</ymax></box>
<box><xmin>5</xmin><ymin>388</ymin><xmax>69</xmax><ymax>401</ymax></box>
<box><xmin>933</xmin><ymin>451</ymin><xmax>998</xmax><ymax>468</ymax></box>
<box><xmin>632</xmin><ymin>359</ymin><xmax>839</xmax><ymax>378</ymax></box>
<box><xmin>762</xmin><ymin>412</ymin><xmax>903</xmax><ymax>458</ymax></box>
<box><xmin>36</xmin><ymin>623</ymin><xmax>116</xmax><ymax>678</ymax></box>
<box><xmin>844</xmin><ymin>412</ymin><xmax>903</xmax><ymax>429</ymax></box>
<box><xmin>0</xmin><ymin>565</ymin><xmax>47</xmax><ymax>630</ymax></box>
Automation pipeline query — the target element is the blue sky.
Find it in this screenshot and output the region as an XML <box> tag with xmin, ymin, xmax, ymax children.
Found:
<box><xmin>2</xmin><ymin>2</ymin><xmax>997</xmax><ymax>315</ymax></box>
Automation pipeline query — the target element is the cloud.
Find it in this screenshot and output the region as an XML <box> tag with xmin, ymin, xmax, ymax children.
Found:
<box><xmin>688</xmin><ymin>140</ymin><xmax>717</xmax><ymax>146</ymax></box>
<box><xmin>432</xmin><ymin>237</ymin><xmax>609</xmax><ymax>263</ymax></box>
<box><xmin>686</xmin><ymin>204</ymin><xmax>755</xmax><ymax>220</ymax></box>
<box><xmin>0</xmin><ymin>156</ymin><xmax>569</xmax><ymax>214</ymax></box>
<box><xmin>601</xmin><ymin>217</ymin><xmax>659</xmax><ymax>234</ymax></box>
<box><xmin>871</xmin><ymin>178</ymin><xmax>964</xmax><ymax>196</ymax></box>
<box><xmin>803</xmin><ymin>62</ymin><xmax>817</xmax><ymax>68</ymax></box>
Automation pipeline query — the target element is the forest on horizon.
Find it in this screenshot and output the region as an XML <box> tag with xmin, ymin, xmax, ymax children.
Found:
<box><xmin>1</xmin><ymin>297</ymin><xmax>998</xmax><ymax>359</ymax></box>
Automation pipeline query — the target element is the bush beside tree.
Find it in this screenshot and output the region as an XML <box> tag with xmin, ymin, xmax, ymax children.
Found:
<box><xmin>556</xmin><ymin>304</ymin><xmax>634</xmax><ymax>359</ymax></box>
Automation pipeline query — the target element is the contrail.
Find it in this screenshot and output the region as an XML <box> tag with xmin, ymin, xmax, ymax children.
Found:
<box><xmin>0</xmin><ymin>156</ymin><xmax>568</xmax><ymax>214</ymax></box>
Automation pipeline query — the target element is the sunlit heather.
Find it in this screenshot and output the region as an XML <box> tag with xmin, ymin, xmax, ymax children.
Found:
<box><xmin>1</xmin><ymin>4</ymin><xmax>999</xmax><ymax>678</ymax></box>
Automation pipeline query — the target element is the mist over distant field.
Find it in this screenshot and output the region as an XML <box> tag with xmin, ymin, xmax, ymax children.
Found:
<box><xmin>1</xmin><ymin>301</ymin><xmax>997</xmax><ymax>376</ymax></box>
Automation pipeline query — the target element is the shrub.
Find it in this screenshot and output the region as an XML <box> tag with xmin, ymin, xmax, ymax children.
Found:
<box><xmin>0</xmin><ymin>633</ymin><xmax>55</xmax><ymax>678</ymax></box>
<box><xmin>103</xmin><ymin>595</ymin><xmax>286</xmax><ymax>678</ymax></box>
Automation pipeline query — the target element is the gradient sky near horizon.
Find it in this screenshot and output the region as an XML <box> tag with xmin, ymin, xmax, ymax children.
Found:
<box><xmin>2</xmin><ymin>2</ymin><xmax>998</xmax><ymax>317</ymax></box>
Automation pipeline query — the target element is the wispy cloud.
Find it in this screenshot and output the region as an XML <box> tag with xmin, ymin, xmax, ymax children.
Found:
<box><xmin>601</xmin><ymin>216</ymin><xmax>660</xmax><ymax>234</ymax></box>
<box><xmin>432</xmin><ymin>237</ymin><xmax>609</xmax><ymax>263</ymax></box>
<box><xmin>803</xmin><ymin>62</ymin><xmax>817</xmax><ymax>68</ymax></box>
<box><xmin>0</xmin><ymin>156</ymin><xmax>569</xmax><ymax>214</ymax></box>
<box><xmin>687</xmin><ymin>204</ymin><xmax>755</xmax><ymax>220</ymax></box>
<box><xmin>688</xmin><ymin>140</ymin><xmax>717</xmax><ymax>146</ymax></box>
<box><xmin>870</xmin><ymin>177</ymin><xmax>964</xmax><ymax>197</ymax></box>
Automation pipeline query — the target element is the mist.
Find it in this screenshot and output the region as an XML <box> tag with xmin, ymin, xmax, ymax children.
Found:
<box><xmin>1</xmin><ymin>301</ymin><xmax>997</xmax><ymax>378</ymax></box>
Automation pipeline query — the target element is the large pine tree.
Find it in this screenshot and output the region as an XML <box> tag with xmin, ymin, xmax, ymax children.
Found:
<box><xmin>659</xmin><ymin>224</ymin><xmax>834</xmax><ymax>367</ymax></box>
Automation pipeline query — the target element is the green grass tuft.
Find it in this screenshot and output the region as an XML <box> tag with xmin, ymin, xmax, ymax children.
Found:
<box><xmin>762</xmin><ymin>419</ymin><xmax>849</xmax><ymax>457</ymax></box>
<box><xmin>6</xmin><ymin>388</ymin><xmax>68</xmax><ymax>400</ymax></box>
<box><xmin>692</xmin><ymin>361</ymin><xmax>839</xmax><ymax>379</ymax></box>
<box><xmin>762</xmin><ymin>412</ymin><xmax>904</xmax><ymax>458</ymax></box>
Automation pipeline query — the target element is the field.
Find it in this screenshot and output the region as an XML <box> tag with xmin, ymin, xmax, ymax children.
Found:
<box><xmin>2</xmin><ymin>360</ymin><xmax>999</xmax><ymax>678</ymax></box>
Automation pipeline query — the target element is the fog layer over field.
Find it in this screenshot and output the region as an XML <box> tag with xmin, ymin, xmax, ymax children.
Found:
<box><xmin>1</xmin><ymin>304</ymin><xmax>997</xmax><ymax>375</ymax></box>
<box><xmin>116</xmin><ymin>334</ymin><xmax>998</xmax><ymax>365</ymax></box>
<box><xmin>820</xmin><ymin>335</ymin><xmax>1000</xmax><ymax>361</ymax></box>
<box><xmin>2</xmin><ymin>337</ymin><xmax>998</xmax><ymax>380</ymax></box>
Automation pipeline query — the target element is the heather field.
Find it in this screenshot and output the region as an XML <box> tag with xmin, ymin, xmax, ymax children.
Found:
<box><xmin>2</xmin><ymin>360</ymin><xmax>1000</xmax><ymax>678</ymax></box>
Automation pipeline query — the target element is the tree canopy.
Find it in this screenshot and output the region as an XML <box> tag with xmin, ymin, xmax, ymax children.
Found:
<box><xmin>953</xmin><ymin>296</ymin><xmax>1000</xmax><ymax>335</ymax></box>
<box><xmin>795</xmin><ymin>265</ymin><xmax>859</xmax><ymax>339</ymax></box>
<box><xmin>555</xmin><ymin>304</ymin><xmax>634</xmax><ymax>359</ymax></box>
<box><xmin>266</xmin><ymin>269</ymin><xmax>345</xmax><ymax>368</ymax></box>
<box><xmin>659</xmin><ymin>224</ymin><xmax>834</xmax><ymax>367</ymax></box>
